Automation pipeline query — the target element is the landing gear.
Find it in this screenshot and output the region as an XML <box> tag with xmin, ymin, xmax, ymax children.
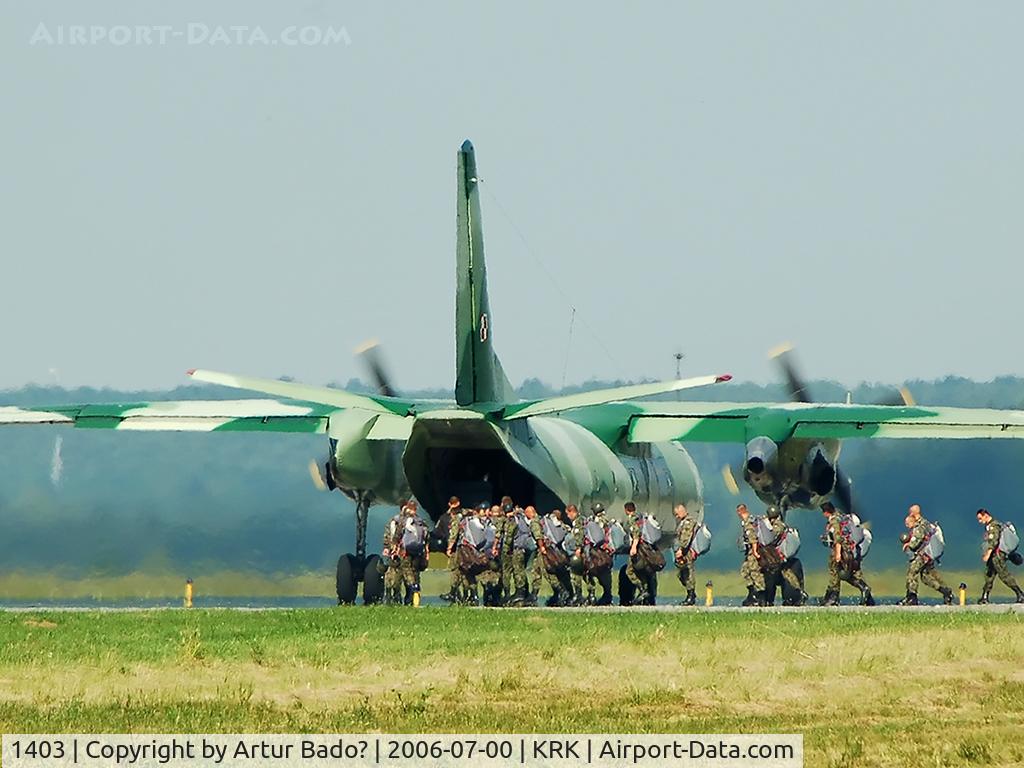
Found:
<box><xmin>335</xmin><ymin>492</ymin><xmax>384</xmax><ymax>605</ymax></box>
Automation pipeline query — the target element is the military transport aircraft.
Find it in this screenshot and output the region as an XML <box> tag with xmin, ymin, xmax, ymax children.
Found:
<box><xmin>4</xmin><ymin>140</ymin><xmax>1024</xmax><ymax>605</ymax></box>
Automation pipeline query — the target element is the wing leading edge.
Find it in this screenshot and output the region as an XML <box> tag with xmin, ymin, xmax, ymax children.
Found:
<box><xmin>625</xmin><ymin>402</ymin><xmax>1024</xmax><ymax>444</ymax></box>
<box><xmin>0</xmin><ymin>400</ymin><xmax>337</xmax><ymax>433</ymax></box>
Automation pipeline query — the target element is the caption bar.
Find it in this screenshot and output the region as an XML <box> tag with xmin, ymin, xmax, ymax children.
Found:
<box><xmin>3</xmin><ymin>735</ymin><xmax>802</xmax><ymax>768</ymax></box>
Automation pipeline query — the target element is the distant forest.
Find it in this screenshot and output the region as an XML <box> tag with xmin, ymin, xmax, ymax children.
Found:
<box><xmin>2</xmin><ymin>375</ymin><xmax>1023</xmax><ymax>576</ymax></box>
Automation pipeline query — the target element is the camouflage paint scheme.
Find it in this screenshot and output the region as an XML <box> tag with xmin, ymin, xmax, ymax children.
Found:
<box><xmin>6</xmin><ymin>141</ymin><xmax>1024</xmax><ymax>537</ymax></box>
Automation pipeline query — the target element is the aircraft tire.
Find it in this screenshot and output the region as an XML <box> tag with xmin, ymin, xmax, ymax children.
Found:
<box><xmin>336</xmin><ymin>554</ymin><xmax>358</xmax><ymax>605</ymax></box>
<box><xmin>617</xmin><ymin>565</ymin><xmax>635</xmax><ymax>606</ymax></box>
<box><xmin>363</xmin><ymin>554</ymin><xmax>385</xmax><ymax>605</ymax></box>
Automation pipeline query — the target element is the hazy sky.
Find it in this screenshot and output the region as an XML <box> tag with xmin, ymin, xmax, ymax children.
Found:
<box><xmin>2</xmin><ymin>2</ymin><xmax>1022</xmax><ymax>392</ymax></box>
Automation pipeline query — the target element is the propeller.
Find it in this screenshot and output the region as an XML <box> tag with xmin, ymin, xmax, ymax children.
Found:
<box><xmin>308</xmin><ymin>340</ymin><xmax>401</xmax><ymax>491</ymax></box>
<box><xmin>768</xmin><ymin>343</ymin><xmax>915</xmax><ymax>517</ymax></box>
<box><xmin>308</xmin><ymin>459</ymin><xmax>329</xmax><ymax>492</ymax></box>
<box><xmin>354</xmin><ymin>339</ymin><xmax>397</xmax><ymax>397</ymax></box>
<box><xmin>770</xmin><ymin>343</ymin><xmax>913</xmax><ymax>407</ymax></box>
<box><xmin>722</xmin><ymin>464</ymin><xmax>741</xmax><ymax>496</ymax></box>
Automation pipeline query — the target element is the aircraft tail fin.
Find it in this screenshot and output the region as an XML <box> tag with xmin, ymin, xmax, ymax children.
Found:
<box><xmin>455</xmin><ymin>140</ymin><xmax>517</xmax><ymax>407</ymax></box>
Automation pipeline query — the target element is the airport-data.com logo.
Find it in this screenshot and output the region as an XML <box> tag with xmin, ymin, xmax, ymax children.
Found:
<box><xmin>29</xmin><ymin>22</ymin><xmax>352</xmax><ymax>47</ymax></box>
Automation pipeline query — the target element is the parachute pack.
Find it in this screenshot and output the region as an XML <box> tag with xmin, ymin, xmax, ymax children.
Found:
<box><xmin>462</xmin><ymin>516</ymin><xmax>496</xmax><ymax>551</ymax></box>
<box><xmin>542</xmin><ymin>516</ymin><xmax>567</xmax><ymax>548</ymax></box>
<box><xmin>689</xmin><ymin>523</ymin><xmax>712</xmax><ymax>558</ymax></box>
<box><xmin>839</xmin><ymin>514</ymin><xmax>865</xmax><ymax>547</ymax></box>
<box><xmin>584</xmin><ymin>520</ymin><xmax>607</xmax><ymax>548</ymax></box>
<box><xmin>999</xmin><ymin>522</ymin><xmax>1020</xmax><ymax>554</ymax></box>
<box><xmin>608</xmin><ymin>521</ymin><xmax>631</xmax><ymax>554</ymax></box>
<box><xmin>921</xmin><ymin>523</ymin><xmax>945</xmax><ymax>561</ymax></box>
<box><xmin>401</xmin><ymin>517</ymin><xmax>428</xmax><ymax>558</ymax></box>
<box><xmin>512</xmin><ymin>514</ymin><xmax>537</xmax><ymax>551</ymax></box>
<box><xmin>640</xmin><ymin>515</ymin><xmax>663</xmax><ymax>546</ymax></box>
<box><xmin>777</xmin><ymin>527</ymin><xmax>801</xmax><ymax>560</ymax></box>
<box><xmin>859</xmin><ymin>528</ymin><xmax>874</xmax><ymax>559</ymax></box>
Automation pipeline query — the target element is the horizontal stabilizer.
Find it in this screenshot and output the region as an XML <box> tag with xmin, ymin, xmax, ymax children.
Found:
<box><xmin>187</xmin><ymin>369</ymin><xmax>409</xmax><ymax>415</ymax></box>
<box><xmin>504</xmin><ymin>374</ymin><xmax>732</xmax><ymax>419</ymax></box>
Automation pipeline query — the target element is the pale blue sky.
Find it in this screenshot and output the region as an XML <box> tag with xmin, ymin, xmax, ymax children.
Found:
<box><xmin>1</xmin><ymin>2</ymin><xmax>1021</xmax><ymax>392</ymax></box>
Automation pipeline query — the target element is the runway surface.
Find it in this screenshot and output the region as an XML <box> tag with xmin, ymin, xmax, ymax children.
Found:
<box><xmin>0</xmin><ymin>597</ymin><xmax>1022</xmax><ymax>612</ymax></box>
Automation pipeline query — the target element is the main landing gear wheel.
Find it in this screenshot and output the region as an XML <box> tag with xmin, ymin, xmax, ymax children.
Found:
<box><xmin>335</xmin><ymin>491</ymin><xmax>383</xmax><ymax>606</ymax></box>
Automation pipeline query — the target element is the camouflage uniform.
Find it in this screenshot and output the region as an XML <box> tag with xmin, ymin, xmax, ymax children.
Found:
<box><xmin>739</xmin><ymin>517</ymin><xmax>766</xmax><ymax>593</ymax></box>
<box><xmin>674</xmin><ymin>516</ymin><xmax>699</xmax><ymax>592</ymax></box>
<box><xmin>981</xmin><ymin>518</ymin><xmax>1022</xmax><ymax>598</ymax></box>
<box><xmin>584</xmin><ymin>511</ymin><xmax>614</xmax><ymax>605</ymax></box>
<box><xmin>905</xmin><ymin>516</ymin><xmax>949</xmax><ymax>597</ymax></box>
<box><xmin>506</xmin><ymin>513</ymin><xmax>531</xmax><ymax>598</ymax></box>
<box><xmin>624</xmin><ymin>514</ymin><xmax>650</xmax><ymax>595</ymax></box>
<box><xmin>446</xmin><ymin>509</ymin><xmax>469</xmax><ymax>599</ymax></box>
<box><xmin>500</xmin><ymin>511</ymin><xmax>518</xmax><ymax>600</ymax></box>
<box><xmin>382</xmin><ymin>515</ymin><xmax>417</xmax><ymax>602</ymax></box>
<box><xmin>569</xmin><ymin>515</ymin><xmax>595</xmax><ymax>601</ymax></box>
<box><xmin>476</xmin><ymin>514</ymin><xmax>502</xmax><ymax>605</ymax></box>
<box><xmin>768</xmin><ymin>516</ymin><xmax>802</xmax><ymax>594</ymax></box>
<box><xmin>823</xmin><ymin>512</ymin><xmax>872</xmax><ymax>603</ymax></box>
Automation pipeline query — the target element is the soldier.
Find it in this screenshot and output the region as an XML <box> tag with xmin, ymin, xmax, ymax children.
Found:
<box><xmin>763</xmin><ymin>505</ymin><xmax>806</xmax><ymax>605</ymax></box>
<box><xmin>673</xmin><ymin>503</ymin><xmax>698</xmax><ymax>606</ymax></box>
<box><xmin>736</xmin><ymin>503</ymin><xmax>766</xmax><ymax>607</ymax></box>
<box><xmin>565</xmin><ymin>504</ymin><xmax>593</xmax><ymax>605</ymax></box>
<box><xmin>976</xmin><ymin>508</ymin><xmax>1024</xmax><ymax>603</ymax></box>
<box><xmin>458</xmin><ymin>502</ymin><xmax>493</xmax><ymax>606</ymax></box>
<box><xmin>478</xmin><ymin>504</ymin><xmax>505</xmax><ymax>606</ymax></box>
<box><xmin>383</xmin><ymin>501</ymin><xmax>424</xmax><ymax>604</ymax></box>
<box><xmin>623</xmin><ymin>502</ymin><xmax>656</xmax><ymax>605</ymax></box>
<box><xmin>584</xmin><ymin>502</ymin><xmax>615</xmax><ymax>605</ymax></box>
<box><xmin>818</xmin><ymin>501</ymin><xmax>874</xmax><ymax>606</ymax></box>
<box><xmin>900</xmin><ymin>504</ymin><xmax>953</xmax><ymax>605</ymax></box>
<box><xmin>499</xmin><ymin>496</ymin><xmax>517</xmax><ymax>603</ymax></box>
<box><xmin>381</xmin><ymin>506</ymin><xmax>405</xmax><ymax>604</ymax></box>
<box><xmin>442</xmin><ymin>496</ymin><xmax>467</xmax><ymax>603</ymax></box>
<box><xmin>537</xmin><ymin>507</ymin><xmax>574</xmax><ymax>606</ymax></box>
<box><xmin>506</xmin><ymin>504</ymin><xmax>535</xmax><ymax>606</ymax></box>
<box><xmin>524</xmin><ymin>505</ymin><xmax>552</xmax><ymax>605</ymax></box>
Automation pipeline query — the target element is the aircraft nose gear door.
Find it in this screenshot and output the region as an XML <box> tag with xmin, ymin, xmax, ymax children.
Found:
<box><xmin>336</xmin><ymin>491</ymin><xmax>385</xmax><ymax>605</ymax></box>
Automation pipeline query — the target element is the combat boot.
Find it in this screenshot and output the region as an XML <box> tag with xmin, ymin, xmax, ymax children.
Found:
<box><xmin>1015</xmin><ymin>588</ymin><xmax>1024</xmax><ymax>603</ymax></box>
<box><xmin>510</xmin><ymin>588</ymin><xmax>527</xmax><ymax>607</ymax></box>
<box><xmin>632</xmin><ymin>588</ymin><xmax>649</xmax><ymax>607</ymax></box>
<box><xmin>941</xmin><ymin>587</ymin><xmax>954</xmax><ymax>605</ymax></box>
<box><xmin>859</xmin><ymin>585</ymin><xmax>875</xmax><ymax>606</ymax></box>
<box><xmin>741</xmin><ymin>586</ymin><xmax>757</xmax><ymax>607</ymax></box>
<box><xmin>754</xmin><ymin>590</ymin><xmax>767</xmax><ymax>607</ymax></box>
<box><xmin>820</xmin><ymin>589</ymin><xmax>839</xmax><ymax>606</ymax></box>
<box><xmin>683</xmin><ymin>589</ymin><xmax>697</xmax><ymax>606</ymax></box>
<box><xmin>898</xmin><ymin>591</ymin><xmax>919</xmax><ymax>606</ymax></box>
<box><xmin>977</xmin><ymin>589</ymin><xmax>991</xmax><ymax>605</ymax></box>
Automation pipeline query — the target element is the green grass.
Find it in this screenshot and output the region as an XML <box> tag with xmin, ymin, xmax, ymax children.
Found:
<box><xmin>1</xmin><ymin>609</ymin><xmax>1023</xmax><ymax>767</ymax></box>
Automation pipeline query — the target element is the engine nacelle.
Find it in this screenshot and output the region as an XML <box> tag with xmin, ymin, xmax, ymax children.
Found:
<box><xmin>744</xmin><ymin>436</ymin><xmax>779</xmax><ymax>489</ymax></box>
<box><xmin>802</xmin><ymin>443</ymin><xmax>837</xmax><ymax>497</ymax></box>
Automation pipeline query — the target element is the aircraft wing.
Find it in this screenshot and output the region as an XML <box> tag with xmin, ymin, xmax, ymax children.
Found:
<box><xmin>625</xmin><ymin>402</ymin><xmax>1024</xmax><ymax>443</ymax></box>
<box><xmin>0</xmin><ymin>399</ymin><xmax>338</xmax><ymax>433</ymax></box>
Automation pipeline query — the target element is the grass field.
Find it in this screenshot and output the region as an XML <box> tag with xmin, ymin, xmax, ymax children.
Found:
<box><xmin>1</xmin><ymin>609</ymin><xmax>1023</xmax><ymax>767</ymax></box>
